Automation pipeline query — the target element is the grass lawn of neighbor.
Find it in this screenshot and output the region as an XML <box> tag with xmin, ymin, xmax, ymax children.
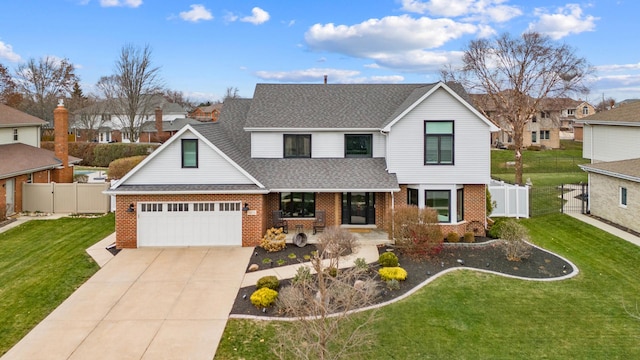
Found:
<box><xmin>0</xmin><ymin>214</ymin><xmax>115</xmax><ymax>356</ymax></box>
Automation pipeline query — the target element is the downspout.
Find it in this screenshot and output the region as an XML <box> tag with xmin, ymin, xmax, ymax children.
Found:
<box><xmin>390</xmin><ymin>190</ymin><xmax>395</xmax><ymax>241</ymax></box>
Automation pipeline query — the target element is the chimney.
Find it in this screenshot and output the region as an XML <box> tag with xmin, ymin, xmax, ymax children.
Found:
<box><xmin>155</xmin><ymin>107</ymin><xmax>163</xmax><ymax>136</ymax></box>
<box><xmin>52</xmin><ymin>99</ymin><xmax>73</xmax><ymax>183</ymax></box>
<box><xmin>324</xmin><ymin>75</ymin><xmax>328</xmax><ymax>84</ymax></box>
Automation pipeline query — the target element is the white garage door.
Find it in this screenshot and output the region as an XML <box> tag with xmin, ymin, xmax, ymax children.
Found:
<box><xmin>137</xmin><ymin>201</ymin><xmax>242</xmax><ymax>247</ymax></box>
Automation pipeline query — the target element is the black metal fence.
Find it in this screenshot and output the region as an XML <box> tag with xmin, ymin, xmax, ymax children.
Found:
<box><xmin>529</xmin><ymin>183</ymin><xmax>588</xmax><ymax>217</ymax></box>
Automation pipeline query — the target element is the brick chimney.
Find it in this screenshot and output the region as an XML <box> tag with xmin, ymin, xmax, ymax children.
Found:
<box><xmin>52</xmin><ymin>99</ymin><xmax>73</xmax><ymax>183</ymax></box>
<box><xmin>155</xmin><ymin>107</ymin><xmax>163</xmax><ymax>142</ymax></box>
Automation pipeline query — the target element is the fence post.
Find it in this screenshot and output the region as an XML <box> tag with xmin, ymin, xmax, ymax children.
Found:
<box><xmin>560</xmin><ymin>184</ymin><xmax>564</xmax><ymax>214</ymax></box>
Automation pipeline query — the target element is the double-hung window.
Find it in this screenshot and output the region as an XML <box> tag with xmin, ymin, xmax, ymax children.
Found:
<box><xmin>540</xmin><ymin>130</ymin><xmax>550</xmax><ymax>140</ymax></box>
<box><xmin>531</xmin><ymin>131</ymin><xmax>538</xmax><ymax>143</ymax></box>
<box><xmin>426</xmin><ymin>190</ymin><xmax>450</xmax><ymax>223</ymax></box>
<box><xmin>424</xmin><ymin>121</ymin><xmax>454</xmax><ymax>165</ymax></box>
<box><xmin>407</xmin><ymin>188</ymin><xmax>418</xmax><ymax>206</ymax></box>
<box><xmin>284</xmin><ymin>134</ymin><xmax>311</xmax><ymax>158</ymax></box>
<box><xmin>13</xmin><ymin>128</ymin><xmax>18</xmax><ymax>141</ymax></box>
<box><xmin>280</xmin><ymin>192</ymin><xmax>315</xmax><ymax>218</ymax></box>
<box><xmin>182</xmin><ymin>139</ymin><xmax>198</xmax><ymax>168</ymax></box>
<box><xmin>345</xmin><ymin>134</ymin><xmax>372</xmax><ymax>158</ymax></box>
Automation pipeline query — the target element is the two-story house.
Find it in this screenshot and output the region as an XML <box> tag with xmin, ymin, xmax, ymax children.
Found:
<box><xmin>0</xmin><ymin>102</ymin><xmax>78</xmax><ymax>217</ymax></box>
<box><xmin>73</xmin><ymin>95</ymin><xmax>188</xmax><ymax>143</ymax></box>
<box><xmin>577</xmin><ymin>100</ymin><xmax>640</xmax><ymax>234</ymax></box>
<box><xmin>189</xmin><ymin>103</ymin><xmax>223</xmax><ymax>122</ymax></box>
<box><xmin>473</xmin><ymin>94</ymin><xmax>594</xmax><ymax>149</ymax></box>
<box><xmin>107</xmin><ymin>82</ymin><xmax>499</xmax><ymax>248</ymax></box>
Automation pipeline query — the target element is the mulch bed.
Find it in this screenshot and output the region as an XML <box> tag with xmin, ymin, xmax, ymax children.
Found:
<box><xmin>231</xmin><ymin>239</ymin><xmax>574</xmax><ymax>318</ymax></box>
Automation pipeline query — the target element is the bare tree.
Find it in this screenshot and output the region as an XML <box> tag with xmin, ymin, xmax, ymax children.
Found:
<box><xmin>594</xmin><ymin>96</ymin><xmax>616</xmax><ymax>112</ymax></box>
<box><xmin>275</xmin><ymin>227</ymin><xmax>379</xmax><ymax>360</ymax></box>
<box><xmin>0</xmin><ymin>63</ymin><xmax>21</xmax><ymax>107</ymax></box>
<box><xmin>71</xmin><ymin>95</ymin><xmax>108</xmax><ymax>142</ymax></box>
<box><xmin>222</xmin><ymin>86</ymin><xmax>240</xmax><ymax>101</ymax></box>
<box><xmin>13</xmin><ymin>56</ymin><xmax>79</xmax><ymax>125</ymax></box>
<box><xmin>163</xmin><ymin>89</ymin><xmax>195</xmax><ymax>110</ymax></box>
<box><xmin>99</xmin><ymin>44</ymin><xmax>163</xmax><ymax>142</ymax></box>
<box><xmin>443</xmin><ymin>32</ymin><xmax>591</xmax><ymax>185</ymax></box>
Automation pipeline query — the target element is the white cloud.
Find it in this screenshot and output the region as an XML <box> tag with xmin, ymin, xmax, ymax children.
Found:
<box><xmin>255</xmin><ymin>68</ymin><xmax>406</xmax><ymax>84</ymax></box>
<box><xmin>305</xmin><ymin>15</ymin><xmax>476</xmax><ymax>58</ymax></box>
<box><xmin>400</xmin><ymin>0</ymin><xmax>521</xmax><ymax>23</ymax></box>
<box><xmin>528</xmin><ymin>4</ymin><xmax>598</xmax><ymax>39</ymax></box>
<box><xmin>596</xmin><ymin>63</ymin><xmax>640</xmax><ymax>72</ymax></box>
<box><xmin>224</xmin><ymin>12</ymin><xmax>239</xmax><ymax>23</ymax></box>
<box><xmin>364</xmin><ymin>63</ymin><xmax>381</xmax><ymax>69</ymax></box>
<box><xmin>0</xmin><ymin>40</ymin><xmax>21</xmax><ymax>62</ymax></box>
<box><xmin>100</xmin><ymin>0</ymin><xmax>142</xmax><ymax>8</ymax></box>
<box><xmin>372</xmin><ymin>50</ymin><xmax>465</xmax><ymax>71</ymax></box>
<box><xmin>240</xmin><ymin>7</ymin><xmax>270</xmax><ymax>25</ymax></box>
<box><xmin>179</xmin><ymin>4</ymin><xmax>213</xmax><ymax>23</ymax></box>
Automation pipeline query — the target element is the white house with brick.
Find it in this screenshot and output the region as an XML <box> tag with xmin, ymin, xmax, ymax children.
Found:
<box><xmin>106</xmin><ymin>82</ymin><xmax>499</xmax><ymax>248</ymax></box>
<box><xmin>577</xmin><ymin>101</ymin><xmax>640</xmax><ymax>234</ymax></box>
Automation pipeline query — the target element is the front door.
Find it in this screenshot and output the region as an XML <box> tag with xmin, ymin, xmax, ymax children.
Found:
<box><xmin>5</xmin><ymin>178</ymin><xmax>14</xmax><ymax>215</ymax></box>
<box><xmin>342</xmin><ymin>192</ymin><xmax>375</xmax><ymax>225</ymax></box>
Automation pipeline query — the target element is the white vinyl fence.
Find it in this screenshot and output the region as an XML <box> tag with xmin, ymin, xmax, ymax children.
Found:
<box><xmin>488</xmin><ymin>179</ymin><xmax>529</xmax><ymax>218</ymax></box>
<box><xmin>23</xmin><ymin>182</ymin><xmax>111</xmax><ymax>214</ymax></box>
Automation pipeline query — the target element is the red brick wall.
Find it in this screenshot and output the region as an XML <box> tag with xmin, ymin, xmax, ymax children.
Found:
<box><xmin>115</xmin><ymin>193</ymin><xmax>266</xmax><ymax>248</ymax></box>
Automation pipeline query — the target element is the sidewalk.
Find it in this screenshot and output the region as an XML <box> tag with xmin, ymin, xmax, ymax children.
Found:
<box><xmin>0</xmin><ymin>213</ymin><xmax>69</xmax><ymax>234</ymax></box>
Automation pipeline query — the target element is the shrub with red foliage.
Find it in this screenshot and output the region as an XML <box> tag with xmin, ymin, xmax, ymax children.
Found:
<box><xmin>387</xmin><ymin>206</ymin><xmax>444</xmax><ymax>261</ymax></box>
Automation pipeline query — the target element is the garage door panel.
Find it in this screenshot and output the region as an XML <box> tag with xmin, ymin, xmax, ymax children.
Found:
<box><xmin>137</xmin><ymin>201</ymin><xmax>242</xmax><ymax>247</ymax></box>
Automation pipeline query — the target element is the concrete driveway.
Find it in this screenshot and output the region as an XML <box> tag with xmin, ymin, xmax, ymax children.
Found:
<box><xmin>2</xmin><ymin>246</ymin><xmax>253</xmax><ymax>360</ymax></box>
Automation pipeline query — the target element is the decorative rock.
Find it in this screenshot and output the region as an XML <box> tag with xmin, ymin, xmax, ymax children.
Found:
<box><xmin>248</xmin><ymin>264</ymin><xmax>259</xmax><ymax>272</ymax></box>
<box><xmin>354</xmin><ymin>280</ymin><xmax>365</xmax><ymax>290</ymax></box>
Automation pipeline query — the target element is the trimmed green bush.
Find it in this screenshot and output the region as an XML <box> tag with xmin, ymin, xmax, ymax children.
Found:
<box><xmin>464</xmin><ymin>232</ymin><xmax>475</xmax><ymax>243</ymax></box>
<box><xmin>447</xmin><ymin>232</ymin><xmax>460</xmax><ymax>243</ymax></box>
<box><xmin>250</xmin><ymin>287</ymin><xmax>278</xmax><ymax>308</ymax></box>
<box><xmin>378</xmin><ymin>252</ymin><xmax>399</xmax><ymax>267</ymax></box>
<box><xmin>379</xmin><ymin>267</ymin><xmax>408</xmax><ymax>281</ymax></box>
<box><xmin>256</xmin><ymin>275</ymin><xmax>280</xmax><ymax>291</ymax></box>
<box><xmin>107</xmin><ymin>155</ymin><xmax>146</xmax><ymax>180</ymax></box>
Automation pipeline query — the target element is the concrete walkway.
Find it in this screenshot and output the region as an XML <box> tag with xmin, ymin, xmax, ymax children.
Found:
<box><xmin>2</xmin><ymin>246</ymin><xmax>253</xmax><ymax>360</ymax></box>
<box><xmin>567</xmin><ymin>212</ymin><xmax>640</xmax><ymax>247</ymax></box>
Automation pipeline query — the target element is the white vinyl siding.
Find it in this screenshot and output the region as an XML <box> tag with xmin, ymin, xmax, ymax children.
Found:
<box><xmin>125</xmin><ymin>130</ymin><xmax>254</xmax><ymax>185</ymax></box>
<box><xmin>0</xmin><ymin>126</ymin><xmax>41</xmax><ymax>147</ymax></box>
<box><xmin>251</xmin><ymin>131</ymin><xmax>386</xmax><ymax>158</ymax></box>
<box><xmin>583</xmin><ymin>124</ymin><xmax>640</xmax><ymax>162</ymax></box>
<box><xmin>386</xmin><ymin>88</ymin><xmax>493</xmax><ymax>184</ymax></box>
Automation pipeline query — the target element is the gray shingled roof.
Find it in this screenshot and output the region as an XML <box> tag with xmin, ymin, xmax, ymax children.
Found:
<box><xmin>111</xmin><ymin>184</ymin><xmax>267</xmax><ymax>193</ymax></box>
<box><xmin>580</xmin><ymin>158</ymin><xmax>640</xmax><ymax>182</ymax></box>
<box><xmin>579</xmin><ymin>101</ymin><xmax>640</xmax><ymax>124</ymax></box>
<box><xmin>252</xmin><ymin>158</ymin><xmax>399</xmax><ymax>191</ymax></box>
<box><xmin>244</xmin><ymin>83</ymin><xmax>440</xmax><ymax>129</ymax></box>
<box><xmin>0</xmin><ymin>104</ymin><xmax>47</xmax><ymax>127</ymax></box>
<box><xmin>0</xmin><ymin>143</ymin><xmax>81</xmax><ymax>179</ymax></box>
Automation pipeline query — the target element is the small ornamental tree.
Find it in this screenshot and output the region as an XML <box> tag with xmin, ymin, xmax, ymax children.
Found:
<box><xmin>387</xmin><ymin>206</ymin><xmax>443</xmax><ymax>260</ymax></box>
<box><xmin>498</xmin><ymin>219</ymin><xmax>532</xmax><ymax>261</ymax></box>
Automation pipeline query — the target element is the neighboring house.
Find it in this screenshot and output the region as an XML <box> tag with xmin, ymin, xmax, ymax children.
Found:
<box><xmin>138</xmin><ymin>108</ymin><xmax>203</xmax><ymax>143</ymax></box>
<box><xmin>189</xmin><ymin>103</ymin><xmax>223</xmax><ymax>122</ymax></box>
<box><xmin>73</xmin><ymin>95</ymin><xmax>188</xmax><ymax>143</ymax></box>
<box><xmin>107</xmin><ymin>82</ymin><xmax>499</xmax><ymax>248</ymax></box>
<box><xmin>578</xmin><ymin>101</ymin><xmax>640</xmax><ymax>234</ymax></box>
<box><xmin>472</xmin><ymin>94</ymin><xmax>593</xmax><ymax>148</ymax></box>
<box><xmin>0</xmin><ymin>102</ymin><xmax>79</xmax><ymax>217</ymax></box>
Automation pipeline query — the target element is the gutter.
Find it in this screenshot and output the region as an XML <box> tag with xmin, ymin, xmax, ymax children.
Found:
<box><xmin>578</xmin><ymin>164</ymin><xmax>640</xmax><ymax>183</ymax></box>
<box><xmin>104</xmin><ymin>189</ymin><xmax>271</xmax><ymax>195</ymax></box>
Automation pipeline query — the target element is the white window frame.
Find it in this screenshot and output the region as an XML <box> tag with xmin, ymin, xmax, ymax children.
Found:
<box><xmin>620</xmin><ymin>187</ymin><xmax>628</xmax><ymax>208</ymax></box>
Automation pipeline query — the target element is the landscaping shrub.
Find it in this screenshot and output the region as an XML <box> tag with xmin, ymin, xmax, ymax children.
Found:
<box><xmin>447</xmin><ymin>232</ymin><xmax>460</xmax><ymax>243</ymax></box>
<box><xmin>498</xmin><ymin>219</ymin><xmax>532</xmax><ymax>261</ymax></box>
<box><xmin>386</xmin><ymin>278</ymin><xmax>400</xmax><ymax>291</ymax></box>
<box><xmin>250</xmin><ymin>287</ymin><xmax>278</xmax><ymax>308</ymax></box>
<box><xmin>354</xmin><ymin>257</ymin><xmax>369</xmax><ymax>272</ymax></box>
<box><xmin>488</xmin><ymin>218</ymin><xmax>508</xmax><ymax>239</ymax></box>
<box><xmin>387</xmin><ymin>206</ymin><xmax>443</xmax><ymax>260</ymax></box>
<box><xmin>42</xmin><ymin>141</ymin><xmax>98</xmax><ymax>166</ymax></box>
<box><xmin>379</xmin><ymin>267</ymin><xmax>408</xmax><ymax>281</ymax></box>
<box><xmin>107</xmin><ymin>155</ymin><xmax>147</xmax><ymax>180</ymax></box>
<box><xmin>93</xmin><ymin>143</ymin><xmax>157</xmax><ymax>167</ymax></box>
<box><xmin>316</xmin><ymin>226</ymin><xmax>358</xmax><ymax>256</ymax></box>
<box><xmin>325</xmin><ymin>266</ymin><xmax>338</xmax><ymax>277</ymax></box>
<box><xmin>464</xmin><ymin>232</ymin><xmax>475</xmax><ymax>243</ymax></box>
<box><xmin>378</xmin><ymin>252</ymin><xmax>399</xmax><ymax>267</ymax></box>
<box><xmin>256</xmin><ymin>275</ymin><xmax>280</xmax><ymax>291</ymax></box>
<box><xmin>291</xmin><ymin>266</ymin><xmax>312</xmax><ymax>286</ymax></box>
<box><xmin>260</xmin><ymin>227</ymin><xmax>286</xmax><ymax>252</ymax></box>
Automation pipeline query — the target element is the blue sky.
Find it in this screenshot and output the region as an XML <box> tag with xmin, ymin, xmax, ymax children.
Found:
<box><xmin>0</xmin><ymin>0</ymin><xmax>637</xmax><ymax>104</ymax></box>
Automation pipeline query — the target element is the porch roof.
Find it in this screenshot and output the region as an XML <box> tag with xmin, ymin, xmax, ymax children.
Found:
<box><xmin>252</xmin><ymin>157</ymin><xmax>400</xmax><ymax>192</ymax></box>
<box><xmin>0</xmin><ymin>143</ymin><xmax>81</xmax><ymax>179</ymax></box>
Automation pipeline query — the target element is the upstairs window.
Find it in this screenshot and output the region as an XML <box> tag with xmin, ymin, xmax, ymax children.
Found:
<box><xmin>345</xmin><ymin>134</ymin><xmax>372</xmax><ymax>158</ymax></box>
<box><xmin>182</xmin><ymin>139</ymin><xmax>198</xmax><ymax>168</ymax></box>
<box><xmin>582</xmin><ymin>106</ymin><xmax>589</xmax><ymax>115</ymax></box>
<box><xmin>567</xmin><ymin>109</ymin><xmax>575</xmax><ymax>116</ymax></box>
<box><xmin>424</xmin><ymin>121</ymin><xmax>454</xmax><ymax>165</ymax></box>
<box><xmin>620</xmin><ymin>187</ymin><xmax>628</xmax><ymax>207</ymax></box>
<box><xmin>284</xmin><ymin>134</ymin><xmax>311</xmax><ymax>158</ymax></box>
<box><xmin>541</xmin><ymin>111</ymin><xmax>550</xmax><ymax>119</ymax></box>
<box><xmin>13</xmin><ymin>128</ymin><xmax>18</xmax><ymax>141</ymax></box>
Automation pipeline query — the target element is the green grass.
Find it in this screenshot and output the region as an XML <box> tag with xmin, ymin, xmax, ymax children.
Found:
<box><xmin>491</xmin><ymin>140</ymin><xmax>589</xmax><ymax>187</ymax></box>
<box><xmin>215</xmin><ymin>214</ymin><xmax>640</xmax><ymax>359</ymax></box>
<box><xmin>0</xmin><ymin>214</ymin><xmax>115</xmax><ymax>355</ymax></box>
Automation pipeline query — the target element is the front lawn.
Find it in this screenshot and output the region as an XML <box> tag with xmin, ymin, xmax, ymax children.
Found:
<box><xmin>216</xmin><ymin>214</ymin><xmax>640</xmax><ymax>359</ymax></box>
<box><xmin>0</xmin><ymin>214</ymin><xmax>115</xmax><ymax>356</ymax></box>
